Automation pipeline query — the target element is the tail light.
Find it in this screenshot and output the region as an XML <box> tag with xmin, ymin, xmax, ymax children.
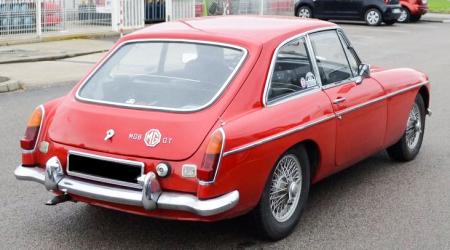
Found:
<box><xmin>20</xmin><ymin>105</ymin><xmax>44</xmax><ymax>151</ymax></box>
<box><xmin>197</xmin><ymin>128</ymin><xmax>225</xmax><ymax>183</ymax></box>
<box><xmin>384</xmin><ymin>0</ymin><xmax>390</xmax><ymax>3</ymax></box>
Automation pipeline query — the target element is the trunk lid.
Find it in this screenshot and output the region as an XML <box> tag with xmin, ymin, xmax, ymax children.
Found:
<box><xmin>48</xmin><ymin>98</ymin><xmax>220</xmax><ymax>161</ymax></box>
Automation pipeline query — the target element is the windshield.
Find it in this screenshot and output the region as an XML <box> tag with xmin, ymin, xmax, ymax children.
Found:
<box><xmin>77</xmin><ymin>41</ymin><xmax>246</xmax><ymax>111</ymax></box>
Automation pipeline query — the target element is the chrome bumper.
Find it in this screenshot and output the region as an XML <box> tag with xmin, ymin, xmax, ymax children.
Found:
<box><xmin>14</xmin><ymin>160</ymin><xmax>239</xmax><ymax>217</ymax></box>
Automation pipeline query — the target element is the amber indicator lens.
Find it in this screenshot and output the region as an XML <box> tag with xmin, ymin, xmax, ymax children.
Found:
<box><xmin>198</xmin><ymin>129</ymin><xmax>224</xmax><ymax>182</ymax></box>
<box><xmin>21</xmin><ymin>107</ymin><xmax>43</xmax><ymax>150</ymax></box>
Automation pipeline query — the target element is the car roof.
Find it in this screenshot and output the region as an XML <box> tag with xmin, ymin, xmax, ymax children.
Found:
<box><xmin>125</xmin><ymin>16</ymin><xmax>337</xmax><ymax>47</ymax></box>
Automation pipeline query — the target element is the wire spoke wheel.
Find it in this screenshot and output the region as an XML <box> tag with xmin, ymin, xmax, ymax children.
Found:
<box><xmin>269</xmin><ymin>154</ymin><xmax>302</xmax><ymax>223</ymax></box>
<box><xmin>405</xmin><ymin>103</ymin><xmax>422</xmax><ymax>150</ymax></box>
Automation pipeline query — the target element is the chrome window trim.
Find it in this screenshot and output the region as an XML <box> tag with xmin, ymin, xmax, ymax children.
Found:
<box><xmin>75</xmin><ymin>39</ymin><xmax>249</xmax><ymax>113</ymax></box>
<box><xmin>262</xmin><ymin>27</ymin><xmax>340</xmax><ymax>107</ymax></box>
<box><xmin>198</xmin><ymin>127</ymin><xmax>225</xmax><ymax>186</ymax></box>
<box><xmin>308</xmin><ymin>29</ymin><xmax>356</xmax><ymax>88</ymax></box>
<box><xmin>225</xmin><ymin>81</ymin><xmax>429</xmax><ymax>156</ymax></box>
<box><xmin>22</xmin><ymin>105</ymin><xmax>45</xmax><ymax>154</ymax></box>
<box><xmin>67</xmin><ymin>150</ymin><xmax>145</xmax><ymax>189</ymax></box>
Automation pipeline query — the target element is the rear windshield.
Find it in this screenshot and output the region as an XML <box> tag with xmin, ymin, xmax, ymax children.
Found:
<box><xmin>77</xmin><ymin>41</ymin><xmax>246</xmax><ymax>111</ymax></box>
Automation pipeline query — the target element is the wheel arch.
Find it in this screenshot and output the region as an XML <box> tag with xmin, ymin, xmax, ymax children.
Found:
<box><xmin>291</xmin><ymin>139</ymin><xmax>321</xmax><ymax>182</ymax></box>
<box><xmin>418</xmin><ymin>85</ymin><xmax>430</xmax><ymax>110</ymax></box>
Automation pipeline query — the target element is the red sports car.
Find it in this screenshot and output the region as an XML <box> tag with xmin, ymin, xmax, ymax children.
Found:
<box><xmin>15</xmin><ymin>16</ymin><xmax>431</xmax><ymax>240</ymax></box>
<box><xmin>398</xmin><ymin>0</ymin><xmax>428</xmax><ymax>23</ymax></box>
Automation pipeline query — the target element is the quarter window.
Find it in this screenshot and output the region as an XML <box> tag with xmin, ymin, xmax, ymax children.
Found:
<box><xmin>267</xmin><ymin>37</ymin><xmax>317</xmax><ymax>103</ymax></box>
<box><xmin>309</xmin><ymin>30</ymin><xmax>353</xmax><ymax>86</ymax></box>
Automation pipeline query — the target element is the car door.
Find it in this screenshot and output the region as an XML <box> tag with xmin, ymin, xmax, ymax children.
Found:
<box><xmin>334</xmin><ymin>0</ymin><xmax>364</xmax><ymax>19</ymax></box>
<box><xmin>308</xmin><ymin>29</ymin><xmax>387</xmax><ymax>168</ymax></box>
<box><xmin>313</xmin><ymin>0</ymin><xmax>338</xmax><ymax>18</ymax></box>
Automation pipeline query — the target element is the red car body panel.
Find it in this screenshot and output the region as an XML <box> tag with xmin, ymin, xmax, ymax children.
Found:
<box><xmin>19</xmin><ymin>16</ymin><xmax>430</xmax><ymax>221</ymax></box>
<box><xmin>400</xmin><ymin>0</ymin><xmax>428</xmax><ymax>16</ymax></box>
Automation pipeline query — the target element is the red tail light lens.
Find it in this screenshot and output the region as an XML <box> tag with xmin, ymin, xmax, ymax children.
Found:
<box><xmin>384</xmin><ymin>0</ymin><xmax>390</xmax><ymax>3</ymax></box>
<box><xmin>20</xmin><ymin>106</ymin><xmax>44</xmax><ymax>151</ymax></box>
<box><xmin>197</xmin><ymin>128</ymin><xmax>224</xmax><ymax>183</ymax></box>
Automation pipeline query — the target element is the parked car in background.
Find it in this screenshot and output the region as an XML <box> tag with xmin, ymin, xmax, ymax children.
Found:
<box><xmin>398</xmin><ymin>0</ymin><xmax>428</xmax><ymax>22</ymax></box>
<box><xmin>14</xmin><ymin>16</ymin><xmax>430</xmax><ymax>241</ymax></box>
<box><xmin>295</xmin><ymin>0</ymin><xmax>402</xmax><ymax>26</ymax></box>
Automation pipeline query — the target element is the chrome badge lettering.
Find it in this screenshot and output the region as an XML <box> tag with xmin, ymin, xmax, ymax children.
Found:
<box><xmin>128</xmin><ymin>129</ymin><xmax>173</xmax><ymax>147</ymax></box>
<box><xmin>104</xmin><ymin>129</ymin><xmax>115</xmax><ymax>141</ymax></box>
<box><xmin>144</xmin><ymin>129</ymin><xmax>162</xmax><ymax>147</ymax></box>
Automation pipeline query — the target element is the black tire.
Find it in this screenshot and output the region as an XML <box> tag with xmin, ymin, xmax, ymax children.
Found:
<box><xmin>296</xmin><ymin>5</ymin><xmax>312</xmax><ymax>18</ymax></box>
<box><xmin>252</xmin><ymin>146</ymin><xmax>311</xmax><ymax>241</ymax></box>
<box><xmin>365</xmin><ymin>8</ymin><xmax>382</xmax><ymax>26</ymax></box>
<box><xmin>397</xmin><ymin>7</ymin><xmax>411</xmax><ymax>23</ymax></box>
<box><xmin>384</xmin><ymin>19</ymin><xmax>396</xmax><ymax>25</ymax></box>
<box><xmin>387</xmin><ymin>95</ymin><xmax>426</xmax><ymax>162</ymax></box>
<box><xmin>410</xmin><ymin>14</ymin><xmax>422</xmax><ymax>22</ymax></box>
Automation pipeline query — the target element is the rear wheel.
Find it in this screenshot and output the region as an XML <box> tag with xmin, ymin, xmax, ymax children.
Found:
<box><xmin>253</xmin><ymin>147</ymin><xmax>310</xmax><ymax>241</ymax></box>
<box><xmin>387</xmin><ymin>95</ymin><xmax>426</xmax><ymax>161</ymax></box>
<box><xmin>397</xmin><ymin>7</ymin><xmax>411</xmax><ymax>23</ymax></box>
<box><xmin>297</xmin><ymin>6</ymin><xmax>312</xmax><ymax>18</ymax></box>
<box><xmin>365</xmin><ymin>8</ymin><xmax>382</xmax><ymax>26</ymax></box>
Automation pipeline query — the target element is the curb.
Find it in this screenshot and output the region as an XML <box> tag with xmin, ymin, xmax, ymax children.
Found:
<box><xmin>0</xmin><ymin>79</ymin><xmax>21</xmax><ymax>93</ymax></box>
<box><xmin>0</xmin><ymin>50</ymin><xmax>108</xmax><ymax>64</ymax></box>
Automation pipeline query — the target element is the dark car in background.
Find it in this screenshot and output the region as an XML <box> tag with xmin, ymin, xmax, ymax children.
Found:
<box><xmin>295</xmin><ymin>0</ymin><xmax>402</xmax><ymax>26</ymax></box>
<box><xmin>398</xmin><ymin>0</ymin><xmax>428</xmax><ymax>23</ymax></box>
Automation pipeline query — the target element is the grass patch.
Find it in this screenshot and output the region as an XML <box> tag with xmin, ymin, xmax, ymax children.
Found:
<box><xmin>428</xmin><ymin>0</ymin><xmax>450</xmax><ymax>13</ymax></box>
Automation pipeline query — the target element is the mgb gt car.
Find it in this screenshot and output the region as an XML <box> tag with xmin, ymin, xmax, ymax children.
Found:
<box><xmin>15</xmin><ymin>16</ymin><xmax>430</xmax><ymax>240</ymax></box>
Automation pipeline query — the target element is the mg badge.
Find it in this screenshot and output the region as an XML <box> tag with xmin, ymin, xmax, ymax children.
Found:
<box><xmin>144</xmin><ymin>129</ymin><xmax>161</xmax><ymax>147</ymax></box>
<box><xmin>104</xmin><ymin>129</ymin><xmax>115</xmax><ymax>141</ymax></box>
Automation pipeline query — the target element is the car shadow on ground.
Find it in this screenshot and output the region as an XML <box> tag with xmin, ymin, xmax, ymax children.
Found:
<box><xmin>45</xmin><ymin>151</ymin><xmax>403</xmax><ymax>248</ymax></box>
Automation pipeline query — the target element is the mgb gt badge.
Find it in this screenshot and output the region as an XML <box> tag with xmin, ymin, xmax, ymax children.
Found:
<box><xmin>144</xmin><ymin>129</ymin><xmax>161</xmax><ymax>147</ymax></box>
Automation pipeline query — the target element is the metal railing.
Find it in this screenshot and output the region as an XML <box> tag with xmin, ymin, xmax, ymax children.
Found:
<box><xmin>166</xmin><ymin>0</ymin><xmax>295</xmax><ymax>21</ymax></box>
<box><xmin>1</xmin><ymin>0</ymin><xmax>144</xmax><ymax>43</ymax></box>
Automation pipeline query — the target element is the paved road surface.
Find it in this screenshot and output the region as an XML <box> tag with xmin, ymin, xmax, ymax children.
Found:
<box><xmin>1</xmin><ymin>21</ymin><xmax>449</xmax><ymax>249</ymax></box>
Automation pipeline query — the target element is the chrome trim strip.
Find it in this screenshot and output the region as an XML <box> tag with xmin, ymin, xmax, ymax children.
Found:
<box><xmin>224</xmin><ymin>81</ymin><xmax>429</xmax><ymax>156</ymax></box>
<box><xmin>198</xmin><ymin>127</ymin><xmax>226</xmax><ymax>186</ymax></box>
<box><xmin>223</xmin><ymin>114</ymin><xmax>337</xmax><ymax>156</ymax></box>
<box><xmin>75</xmin><ymin>39</ymin><xmax>248</xmax><ymax>113</ymax></box>
<box><xmin>14</xmin><ymin>165</ymin><xmax>239</xmax><ymax>216</ymax></box>
<box><xmin>67</xmin><ymin>150</ymin><xmax>145</xmax><ymax>190</ymax></box>
<box><xmin>336</xmin><ymin>81</ymin><xmax>429</xmax><ymax>116</ymax></box>
<box><xmin>22</xmin><ymin>105</ymin><xmax>45</xmax><ymax>154</ymax></box>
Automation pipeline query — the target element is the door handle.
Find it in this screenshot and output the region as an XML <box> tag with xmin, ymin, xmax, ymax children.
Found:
<box><xmin>333</xmin><ymin>97</ymin><xmax>347</xmax><ymax>104</ymax></box>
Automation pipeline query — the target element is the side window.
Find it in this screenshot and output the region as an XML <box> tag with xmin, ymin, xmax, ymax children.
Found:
<box><xmin>309</xmin><ymin>30</ymin><xmax>352</xmax><ymax>86</ymax></box>
<box><xmin>267</xmin><ymin>37</ymin><xmax>317</xmax><ymax>103</ymax></box>
<box><xmin>338</xmin><ymin>31</ymin><xmax>360</xmax><ymax>77</ymax></box>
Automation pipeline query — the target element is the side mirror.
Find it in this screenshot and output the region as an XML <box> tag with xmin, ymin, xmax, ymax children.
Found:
<box><xmin>355</xmin><ymin>64</ymin><xmax>371</xmax><ymax>85</ymax></box>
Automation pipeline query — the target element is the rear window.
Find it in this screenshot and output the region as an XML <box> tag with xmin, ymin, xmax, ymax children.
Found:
<box><xmin>77</xmin><ymin>41</ymin><xmax>246</xmax><ymax>111</ymax></box>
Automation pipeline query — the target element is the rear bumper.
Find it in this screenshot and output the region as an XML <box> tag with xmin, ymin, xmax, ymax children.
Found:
<box><xmin>14</xmin><ymin>162</ymin><xmax>239</xmax><ymax>217</ymax></box>
<box><xmin>383</xmin><ymin>5</ymin><xmax>402</xmax><ymax>20</ymax></box>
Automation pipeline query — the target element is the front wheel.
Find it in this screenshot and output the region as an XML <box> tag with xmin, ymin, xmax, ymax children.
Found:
<box><xmin>297</xmin><ymin>6</ymin><xmax>312</xmax><ymax>18</ymax></box>
<box><xmin>387</xmin><ymin>95</ymin><xmax>426</xmax><ymax>161</ymax></box>
<box><xmin>365</xmin><ymin>8</ymin><xmax>382</xmax><ymax>26</ymax></box>
<box><xmin>252</xmin><ymin>147</ymin><xmax>310</xmax><ymax>241</ymax></box>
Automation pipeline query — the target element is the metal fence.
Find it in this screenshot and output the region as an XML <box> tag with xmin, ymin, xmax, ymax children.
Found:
<box><xmin>0</xmin><ymin>0</ymin><xmax>144</xmax><ymax>43</ymax></box>
<box><xmin>166</xmin><ymin>0</ymin><xmax>295</xmax><ymax>21</ymax></box>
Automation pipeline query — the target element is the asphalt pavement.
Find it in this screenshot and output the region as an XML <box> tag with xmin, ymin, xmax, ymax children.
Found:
<box><xmin>1</xmin><ymin>21</ymin><xmax>450</xmax><ymax>249</ymax></box>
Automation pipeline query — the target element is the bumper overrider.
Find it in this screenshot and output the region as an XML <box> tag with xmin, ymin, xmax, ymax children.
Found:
<box><xmin>14</xmin><ymin>156</ymin><xmax>239</xmax><ymax>217</ymax></box>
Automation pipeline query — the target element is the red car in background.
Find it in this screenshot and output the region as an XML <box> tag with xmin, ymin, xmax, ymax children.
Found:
<box><xmin>398</xmin><ymin>0</ymin><xmax>428</xmax><ymax>22</ymax></box>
